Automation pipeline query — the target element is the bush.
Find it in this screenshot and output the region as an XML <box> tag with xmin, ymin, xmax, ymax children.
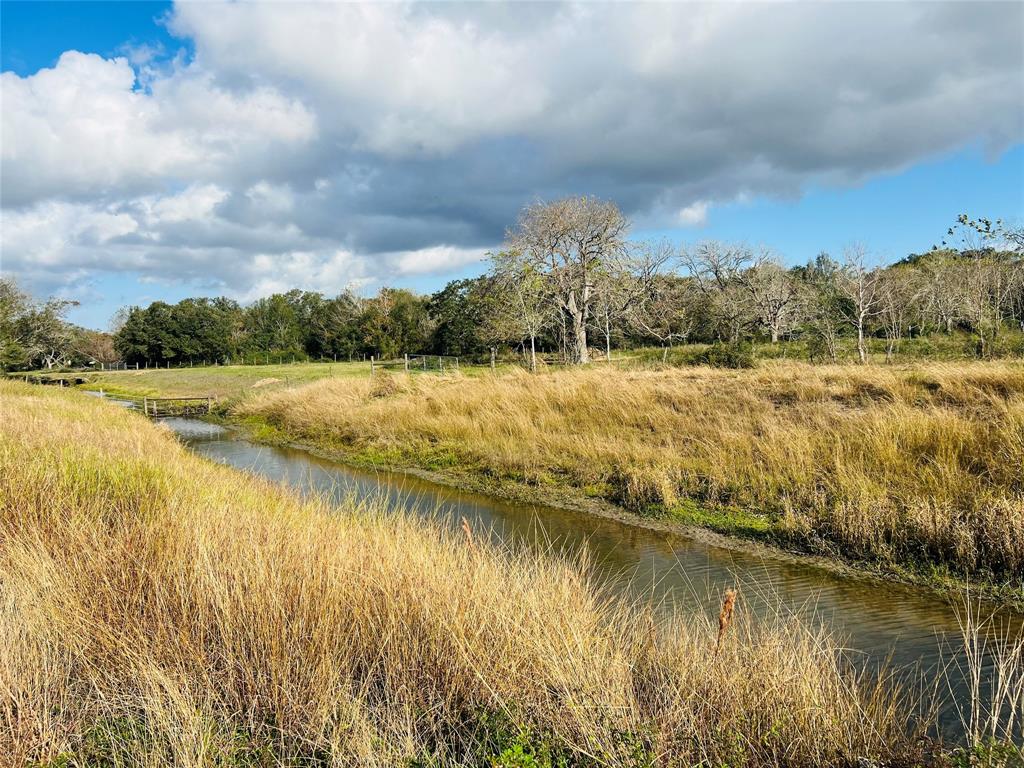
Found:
<box><xmin>691</xmin><ymin>342</ymin><xmax>755</xmax><ymax>369</ymax></box>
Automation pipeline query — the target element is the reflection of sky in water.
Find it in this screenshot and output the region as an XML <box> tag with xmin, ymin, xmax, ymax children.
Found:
<box><xmin>164</xmin><ymin>416</ymin><xmax>1024</xmax><ymax>743</ymax></box>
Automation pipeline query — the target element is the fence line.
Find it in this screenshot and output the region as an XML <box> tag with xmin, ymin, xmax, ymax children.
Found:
<box><xmin>370</xmin><ymin>354</ymin><xmax>460</xmax><ymax>376</ymax></box>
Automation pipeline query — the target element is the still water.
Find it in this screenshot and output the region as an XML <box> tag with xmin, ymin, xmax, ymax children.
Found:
<box><xmin>163</xmin><ymin>415</ymin><xmax>1023</xmax><ymax>742</ymax></box>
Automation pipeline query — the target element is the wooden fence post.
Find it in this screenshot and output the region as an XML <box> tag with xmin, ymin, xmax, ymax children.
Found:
<box><xmin>143</xmin><ymin>397</ymin><xmax>148</xmax><ymax>416</ymax></box>
<box><xmin>404</xmin><ymin>353</ymin><xmax>409</xmax><ymax>371</ymax></box>
<box><xmin>370</xmin><ymin>356</ymin><xmax>375</xmax><ymax>376</ymax></box>
<box><xmin>490</xmin><ymin>347</ymin><xmax>496</xmax><ymax>371</ymax></box>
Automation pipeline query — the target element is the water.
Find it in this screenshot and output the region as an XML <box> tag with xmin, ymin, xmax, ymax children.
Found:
<box><xmin>163</xmin><ymin>416</ymin><xmax>1023</xmax><ymax>742</ymax></box>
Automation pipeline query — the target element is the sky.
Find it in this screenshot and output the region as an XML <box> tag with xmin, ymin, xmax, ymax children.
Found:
<box><xmin>1</xmin><ymin>1</ymin><xmax>1022</xmax><ymax>331</ymax></box>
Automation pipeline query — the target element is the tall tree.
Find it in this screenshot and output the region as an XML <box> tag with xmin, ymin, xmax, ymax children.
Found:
<box><xmin>590</xmin><ymin>240</ymin><xmax>672</xmax><ymax>361</ymax></box>
<box><xmin>21</xmin><ymin>298</ymin><xmax>80</xmax><ymax>369</ymax></box>
<box><xmin>627</xmin><ymin>274</ymin><xmax>701</xmax><ymax>360</ymax></box>
<box><xmin>877</xmin><ymin>266</ymin><xmax>922</xmax><ymax>362</ymax></box>
<box><xmin>682</xmin><ymin>241</ymin><xmax>756</xmax><ymax>343</ymax></box>
<box><xmin>508</xmin><ymin>197</ymin><xmax>628</xmax><ymax>364</ymax></box>
<box><xmin>836</xmin><ymin>245</ymin><xmax>882</xmax><ymax>364</ymax></box>
<box><xmin>488</xmin><ymin>250</ymin><xmax>549</xmax><ymax>371</ymax></box>
<box><xmin>941</xmin><ymin>214</ymin><xmax>1024</xmax><ymax>356</ymax></box>
<box><xmin>0</xmin><ymin>278</ymin><xmax>30</xmax><ymax>370</ymax></box>
<box><xmin>428</xmin><ymin>279</ymin><xmax>487</xmax><ymax>356</ymax></box>
<box><xmin>737</xmin><ymin>252</ymin><xmax>800</xmax><ymax>343</ymax></box>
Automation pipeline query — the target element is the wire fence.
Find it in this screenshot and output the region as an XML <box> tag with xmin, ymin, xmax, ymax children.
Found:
<box><xmin>370</xmin><ymin>354</ymin><xmax>461</xmax><ymax>375</ymax></box>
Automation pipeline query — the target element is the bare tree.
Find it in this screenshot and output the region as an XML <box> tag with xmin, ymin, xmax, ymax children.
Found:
<box><xmin>590</xmin><ymin>239</ymin><xmax>672</xmax><ymax>361</ymax></box>
<box><xmin>627</xmin><ymin>274</ymin><xmax>701</xmax><ymax>361</ymax></box>
<box><xmin>800</xmin><ymin>253</ymin><xmax>845</xmax><ymax>364</ymax></box>
<box><xmin>836</xmin><ymin>245</ymin><xmax>882</xmax><ymax>364</ymax></box>
<box><xmin>942</xmin><ymin>214</ymin><xmax>1024</xmax><ymax>356</ymax></box>
<box><xmin>488</xmin><ymin>249</ymin><xmax>549</xmax><ymax>371</ymax></box>
<box><xmin>920</xmin><ymin>255</ymin><xmax>964</xmax><ymax>335</ymax></box>
<box><xmin>682</xmin><ymin>241</ymin><xmax>756</xmax><ymax>342</ymax></box>
<box><xmin>962</xmin><ymin>256</ymin><xmax>1021</xmax><ymax>357</ymax></box>
<box><xmin>508</xmin><ymin>197</ymin><xmax>628</xmax><ymax>364</ymax></box>
<box><xmin>877</xmin><ymin>267</ymin><xmax>922</xmax><ymax>362</ymax></box>
<box><xmin>737</xmin><ymin>250</ymin><xmax>800</xmax><ymax>343</ymax></box>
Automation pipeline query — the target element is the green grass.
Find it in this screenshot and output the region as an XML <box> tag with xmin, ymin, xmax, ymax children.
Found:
<box><xmin>25</xmin><ymin>359</ymin><xmax>510</xmax><ymax>401</ymax></box>
<box><xmin>79</xmin><ymin>361</ymin><xmax>374</xmax><ymax>399</ymax></box>
<box><xmin>627</xmin><ymin>329</ymin><xmax>1024</xmax><ymax>367</ymax></box>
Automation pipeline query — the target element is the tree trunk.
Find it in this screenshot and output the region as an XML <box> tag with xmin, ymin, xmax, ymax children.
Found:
<box><xmin>565</xmin><ymin>293</ymin><xmax>589</xmax><ymax>364</ymax></box>
<box><xmin>529</xmin><ymin>335</ymin><xmax>536</xmax><ymax>373</ymax></box>
<box><xmin>573</xmin><ymin>317</ymin><xmax>589</xmax><ymax>364</ymax></box>
<box><xmin>857</xmin><ymin>320</ymin><xmax>867</xmax><ymax>364</ymax></box>
<box><xmin>770</xmin><ymin>326</ymin><xmax>779</xmax><ymax>344</ymax></box>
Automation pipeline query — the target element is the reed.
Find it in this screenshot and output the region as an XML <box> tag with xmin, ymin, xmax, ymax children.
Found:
<box><xmin>237</xmin><ymin>360</ymin><xmax>1024</xmax><ymax>587</ymax></box>
<box><xmin>0</xmin><ymin>380</ymin><xmax>933</xmax><ymax>766</ymax></box>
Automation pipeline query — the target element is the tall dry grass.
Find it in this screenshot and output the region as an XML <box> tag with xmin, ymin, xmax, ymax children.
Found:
<box><xmin>237</xmin><ymin>361</ymin><xmax>1024</xmax><ymax>585</ymax></box>
<box><xmin>0</xmin><ymin>381</ymin><xmax>929</xmax><ymax>766</ymax></box>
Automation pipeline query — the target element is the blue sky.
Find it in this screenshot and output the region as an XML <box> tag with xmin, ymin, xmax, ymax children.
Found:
<box><xmin>2</xmin><ymin>1</ymin><xmax>1022</xmax><ymax>330</ymax></box>
<box><xmin>1</xmin><ymin>2</ymin><xmax>181</xmax><ymax>76</ymax></box>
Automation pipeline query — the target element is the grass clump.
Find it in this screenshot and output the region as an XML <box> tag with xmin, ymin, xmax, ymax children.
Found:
<box><xmin>2</xmin><ymin>380</ymin><xmax>936</xmax><ymax>766</ymax></box>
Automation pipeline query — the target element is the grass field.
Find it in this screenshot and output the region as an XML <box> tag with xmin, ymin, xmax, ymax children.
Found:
<box><xmin>0</xmin><ymin>380</ymin><xmax>960</xmax><ymax>766</ymax></box>
<box><xmin>19</xmin><ymin>354</ymin><xmax>1024</xmax><ymax>595</ymax></box>
<box><xmin>232</xmin><ymin>360</ymin><xmax>1024</xmax><ymax>596</ymax></box>
<box><xmin>73</xmin><ymin>360</ymin><xmax>373</xmax><ymax>398</ymax></box>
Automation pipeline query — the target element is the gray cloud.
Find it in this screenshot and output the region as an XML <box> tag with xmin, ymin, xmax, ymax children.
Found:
<box><xmin>1</xmin><ymin>1</ymin><xmax>1021</xmax><ymax>302</ymax></box>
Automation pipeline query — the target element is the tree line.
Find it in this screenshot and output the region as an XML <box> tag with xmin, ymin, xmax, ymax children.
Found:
<box><xmin>2</xmin><ymin>201</ymin><xmax>1022</xmax><ymax>371</ymax></box>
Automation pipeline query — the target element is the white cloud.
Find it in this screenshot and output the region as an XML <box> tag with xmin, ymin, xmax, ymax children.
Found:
<box><xmin>392</xmin><ymin>245</ymin><xmax>488</xmax><ymax>276</ymax></box>
<box><xmin>143</xmin><ymin>184</ymin><xmax>229</xmax><ymax>225</ymax></box>
<box><xmin>238</xmin><ymin>250</ymin><xmax>371</xmax><ymax>302</ymax></box>
<box><xmin>0</xmin><ymin>51</ymin><xmax>316</xmax><ymax>207</ymax></box>
<box><xmin>677</xmin><ymin>201</ymin><xmax>709</xmax><ymax>227</ymax></box>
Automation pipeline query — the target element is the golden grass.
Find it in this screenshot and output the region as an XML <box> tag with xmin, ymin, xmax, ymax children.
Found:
<box><xmin>0</xmin><ymin>381</ymin><xmax>928</xmax><ymax>766</ymax></box>
<box><xmin>237</xmin><ymin>361</ymin><xmax>1024</xmax><ymax>585</ymax></box>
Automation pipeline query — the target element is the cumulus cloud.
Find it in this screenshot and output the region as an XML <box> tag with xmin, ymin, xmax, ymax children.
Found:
<box><xmin>678</xmin><ymin>201</ymin><xmax>709</xmax><ymax>228</ymax></box>
<box><xmin>0</xmin><ymin>51</ymin><xmax>316</xmax><ymax>207</ymax></box>
<box><xmin>391</xmin><ymin>245</ymin><xmax>489</xmax><ymax>276</ymax></box>
<box><xmin>1</xmin><ymin>1</ymin><xmax>1022</xmax><ymax>311</ymax></box>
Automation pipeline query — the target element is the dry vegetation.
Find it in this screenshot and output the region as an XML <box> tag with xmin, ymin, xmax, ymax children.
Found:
<box><xmin>0</xmin><ymin>380</ymin><xmax>940</xmax><ymax>767</ymax></box>
<box><xmin>236</xmin><ymin>361</ymin><xmax>1024</xmax><ymax>589</ymax></box>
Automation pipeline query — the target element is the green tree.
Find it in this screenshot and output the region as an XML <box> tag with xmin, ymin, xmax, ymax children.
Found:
<box><xmin>427</xmin><ymin>278</ymin><xmax>490</xmax><ymax>356</ymax></box>
<box><xmin>0</xmin><ymin>278</ymin><xmax>30</xmax><ymax>370</ymax></box>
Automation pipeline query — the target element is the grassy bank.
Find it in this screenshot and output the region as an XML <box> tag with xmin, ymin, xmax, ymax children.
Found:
<box><xmin>233</xmin><ymin>361</ymin><xmax>1024</xmax><ymax>598</ymax></box>
<box><xmin>0</xmin><ymin>380</ymin><xmax>956</xmax><ymax>766</ymax></box>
